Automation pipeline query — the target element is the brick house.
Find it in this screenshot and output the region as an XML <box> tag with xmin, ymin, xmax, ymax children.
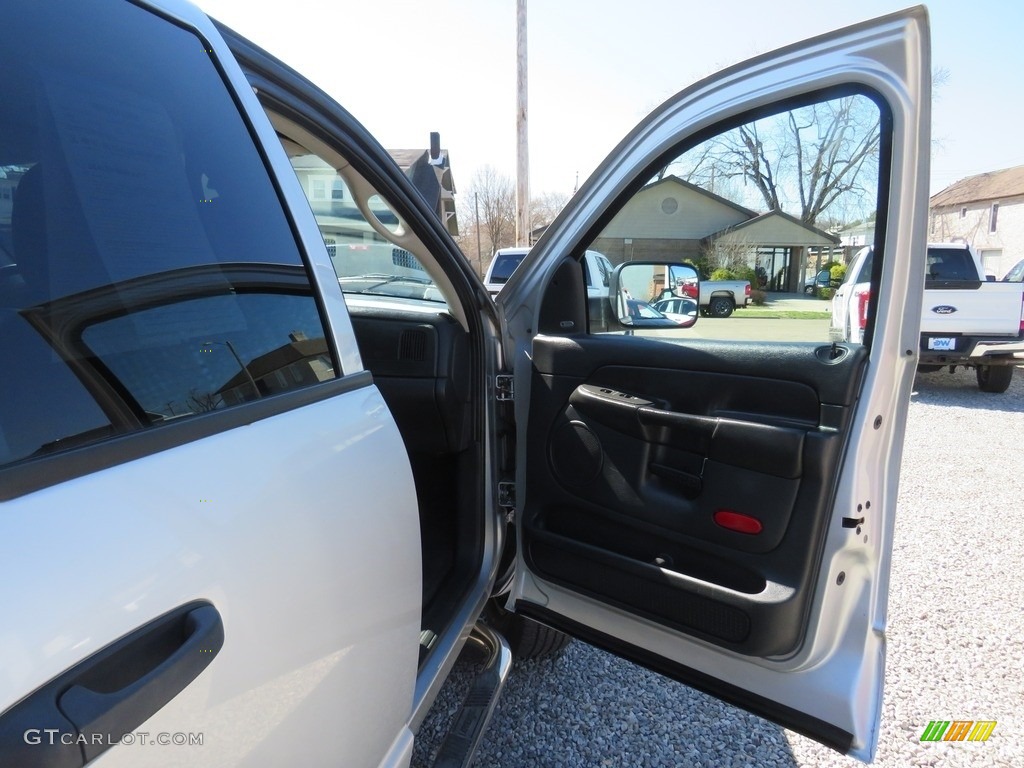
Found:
<box><xmin>929</xmin><ymin>164</ymin><xmax>1024</xmax><ymax>279</ymax></box>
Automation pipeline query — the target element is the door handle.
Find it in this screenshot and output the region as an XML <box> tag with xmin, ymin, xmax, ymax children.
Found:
<box><xmin>0</xmin><ymin>601</ymin><xmax>223</xmax><ymax>767</ymax></box>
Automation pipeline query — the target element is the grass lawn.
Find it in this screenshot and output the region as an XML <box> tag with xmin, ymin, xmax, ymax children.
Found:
<box><xmin>739</xmin><ymin>308</ymin><xmax>832</xmax><ymax>320</ymax></box>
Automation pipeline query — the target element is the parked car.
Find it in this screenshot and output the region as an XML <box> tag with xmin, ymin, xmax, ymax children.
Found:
<box><xmin>1003</xmin><ymin>258</ymin><xmax>1024</xmax><ymax>283</ymax></box>
<box><xmin>804</xmin><ymin>269</ymin><xmax>832</xmax><ymax>294</ymax></box>
<box><xmin>652</xmin><ymin>296</ymin><xmax>699</xmax><ymax>323</ymax></box>
<box><xmin>831</xmin><ymin>243</ymin><xmax>1024</xmax><ymax>392</ymax></box>
<box><xmin>624</xmin><ymin>298</ymin><xmax>684</xmax><ymax>328</ymax></box>
<box><xmin>0</xmin><ymin>2</ymin><xmax>931</xmax><ymax>766</ymax></box>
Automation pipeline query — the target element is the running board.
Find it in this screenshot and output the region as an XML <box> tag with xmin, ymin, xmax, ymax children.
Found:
<box><xmin>432</xmin><ymin>622</ymin><xmax>513</xmax><ymax>768</ymax></box>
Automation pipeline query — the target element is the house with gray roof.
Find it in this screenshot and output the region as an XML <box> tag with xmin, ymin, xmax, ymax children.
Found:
<box><xmin>590</xmin><ymin>176</ymin><xmax>840</xmax><ymax>292</ymax></box>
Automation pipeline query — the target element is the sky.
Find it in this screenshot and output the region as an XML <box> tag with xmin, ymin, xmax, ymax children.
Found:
<box><xmin>199</xmin><ymin>0</ymin><xmax>1024</xmax><ymax>201</ymax></box>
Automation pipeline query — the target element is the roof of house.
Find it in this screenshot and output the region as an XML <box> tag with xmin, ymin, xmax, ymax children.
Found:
<box><xmin>930</xmin><ymin>164</ymin><xmax>1024</xmax><ymax>207</ymax></box>
<box><xmin>705</xmin><ymin>209</ymin><xmax>840</xmax><ymax>247</ymax></box>
<box><xmin>388</xmin><ymin>137</ymin><xmax>458</xmax><ymax>236</ymax></box>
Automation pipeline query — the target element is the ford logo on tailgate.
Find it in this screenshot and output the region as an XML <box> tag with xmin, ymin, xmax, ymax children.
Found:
<box><xmin>931</xmin><ymin>305</ymin><xmax>957</xmax><ymax>314</ymax></box>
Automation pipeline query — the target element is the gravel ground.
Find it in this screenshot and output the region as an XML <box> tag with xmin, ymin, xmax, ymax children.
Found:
<box><xmin>415</xmin><ymin>366</ymin><xmax>1024</xmax><ymax>768</ymax></box>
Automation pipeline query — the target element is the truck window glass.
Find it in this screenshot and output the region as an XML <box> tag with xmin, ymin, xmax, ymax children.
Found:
<box><xmin>925</xmin><ymin>247</ymin><xmax>978</xmax><ymax>282</ymax></box>
<box><xmin>278</xmin><ymin>137</ymin><xmax>446</xmax><ymax>304</ymax></box>
<box><xmin>0</xmin><ymin>0</ymin><xmax>335</xmax><ymax>469</ymax></box>
<box><xmin>585</xmin><ymin>92</ymin><xmax>885</xmax><ymax>342</ymax></box>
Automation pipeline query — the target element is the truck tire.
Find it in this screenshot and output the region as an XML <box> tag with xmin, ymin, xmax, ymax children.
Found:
<box><xmin>976</xmin><ymin>365</ymin><xmax>1014</xmax><ymax>393</ymax></box>
<box><xmin>708</xmin><ymin>296</ymin><xmax>734</xmax><ymax>318</ymax></box>
<box><xmin>483</xmin><ymin>601</ymin><xmax>572</xmax><ymax>659</ymax></box>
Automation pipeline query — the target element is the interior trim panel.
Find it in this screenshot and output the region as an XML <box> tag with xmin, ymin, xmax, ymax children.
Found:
<box><xmin>522</xmin><ymin>334</ymin><xmax>868</xmax><ymax>657</ymax></box>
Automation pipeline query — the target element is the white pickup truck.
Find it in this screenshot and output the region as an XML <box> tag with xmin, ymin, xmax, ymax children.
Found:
<box><xmin>832</xmin><ymin>242</ymin><xmax>1024</xmax><ymax>392</ymax></box>
<box><xmin>0</xmin><ymin>3</ymin><xmax>932</xmax><ymax>766</ymax></box>
<box><xmin>675</xmin><ymin>278</ymin><xmax>751</xmax><ymax>317</ymax></box>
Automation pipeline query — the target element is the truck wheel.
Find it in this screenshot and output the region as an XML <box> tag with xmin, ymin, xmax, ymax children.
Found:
<box><xmin>708</xmin><ymin>297</ymin><xmax>734</xmax><ymax>318</ymax></box>
<box><xmin>976</xmin><ymin>365</ymin><xmax>1013</xmax><ymax>393</ymax></box>
<box><xmin>483</xmin><ymin>601</ymin><xmax>572</xmax><ymax>659</ymax></box>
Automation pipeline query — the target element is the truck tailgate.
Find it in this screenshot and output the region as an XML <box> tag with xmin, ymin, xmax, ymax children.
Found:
<box><xmin>920</xmin><ymin>283</ymin><xmax>1024</xmax><ymax>336</ymax></box>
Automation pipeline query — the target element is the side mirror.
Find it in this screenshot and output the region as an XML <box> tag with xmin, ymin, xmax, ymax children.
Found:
<box><xmin>608</xmin><ymin>262</ymin><xmax>699</xmax><ymax>330</ymax></box>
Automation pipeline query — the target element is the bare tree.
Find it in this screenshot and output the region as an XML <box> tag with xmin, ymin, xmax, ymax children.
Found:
<box><xmin>456</xmin><ymin>166</ymin><xmax>516</xmax><ymax>272</ymax></box>
<box><xmin>789</xmin><ymin>99</ymin><xmax>880</xmax><ymax>225</ymax></box>
<box><xmin>186</xmin><ymin>388</ymin><xmax>223</xmax><ymax>413</ymax></box>
<box><xmin>530</xmin><ymin>190</ymin><xmax>570</xmax><ymax>231</ymax></box>
<box><xmin>666</xmin><ymin>94</ymin><xmax>880</xmax><ymax>227</ymax></box>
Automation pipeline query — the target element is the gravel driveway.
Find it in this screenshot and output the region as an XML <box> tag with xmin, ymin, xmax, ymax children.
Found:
<box><xmin>415</xmin><ymin>366</ymin><xmax>1024</xmax><ymax>768</ymax></box>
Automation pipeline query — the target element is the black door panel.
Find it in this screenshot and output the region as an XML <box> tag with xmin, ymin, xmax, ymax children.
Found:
<box><xmin>522</xmin><ymin>334</ymin><xmax>867</xmax><ymax>657</ymax></box>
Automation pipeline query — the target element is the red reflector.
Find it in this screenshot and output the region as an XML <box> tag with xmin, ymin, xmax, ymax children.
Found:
<box><xmin>713</xmin><ymin>510</ymin><xmax>763</xmax><ymax>535</ymax></box>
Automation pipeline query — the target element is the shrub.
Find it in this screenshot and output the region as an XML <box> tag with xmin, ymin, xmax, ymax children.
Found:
<box><xmin>818</xmin><ymin>287</ymin><xmax>835</xmax><ymax>300</ymax></box>
<box><xmin>829</xmin><ymin>263</ymin><xmax>847</xmax><ymax>285</ymax></box>
<box><xmin>735</xmin><ymin>266</ymin><xmax>760</xmax><ymax>287</ymax></box>
<box><xmin>749</xmin><ymin>289</ymin><xmax>767</xmax><ymax>306</ymax></box>
<box><xmin>709</xmin><ymin>267</ymin><xmax>737</xmax><ymax>282</ymax></box>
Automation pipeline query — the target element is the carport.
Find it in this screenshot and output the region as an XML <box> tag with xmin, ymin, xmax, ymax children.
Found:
<box><xmin>703</xmin><ymin>211</ymin><xmax>840</xmax><ymax>292</ymax></box>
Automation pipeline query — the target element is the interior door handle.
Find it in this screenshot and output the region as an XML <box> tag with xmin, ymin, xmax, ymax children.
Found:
<box><xmin>0</xmin><ymin>601</ymin><xmax>223</xmax><ymax>767</ymax></box>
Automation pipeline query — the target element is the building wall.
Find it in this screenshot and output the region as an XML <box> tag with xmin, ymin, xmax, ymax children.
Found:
<box><xmin>601</xmin><ymin>182</ymin><xmax>749</xmax><ymax>240</ymax></box>
<box><xmin>590</xmin><ymin>237</ymin><xmax>704</xmax><ymax>264</ymax></box>
<box><xmin>930</xmin><ymin>195</ymin><xmax>1024</xmax><ymax>278</ymax></box>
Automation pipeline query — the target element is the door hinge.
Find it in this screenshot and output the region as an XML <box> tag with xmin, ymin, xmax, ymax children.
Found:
<box><xmin>498</xmin><ymin>481</ymin><xmax>516</xmax><ymax>521</ymax></box>
<box><xmin>495</xmin><ymin>374</ymin><xmax>514</xmax><ymax>401</ymax></box>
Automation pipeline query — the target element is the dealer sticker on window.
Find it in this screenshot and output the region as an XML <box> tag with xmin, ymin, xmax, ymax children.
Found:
<box><xmin>927</xmin><ymin>337</ymin><xmax>956</xmax><ymax>351</ymax></box>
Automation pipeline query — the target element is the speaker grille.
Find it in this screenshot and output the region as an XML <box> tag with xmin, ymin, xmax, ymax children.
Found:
<box><xmin>398</xmin><ymin>329</ymin><xmax>427</xmax><ymax>361</ymax></box>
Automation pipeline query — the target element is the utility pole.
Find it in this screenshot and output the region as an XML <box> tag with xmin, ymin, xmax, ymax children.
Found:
<box><xmin>515</xmin><ymin>0</ymin><xmax>530</xmax><ymax>246</ymax></box>
<box><xmin>474</xmin><ymin>192</ymin><xmax>483</xmax><ymax>275</ymax></box>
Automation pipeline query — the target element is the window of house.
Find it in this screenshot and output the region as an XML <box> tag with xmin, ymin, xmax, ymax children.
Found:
<box><xmin>311</xmin><ymin>178</ymin><xmax>327</xmax><ymax>200</ymax></box>
<box><xmin>332</xmin><ymin>179</ymin><xmax>345</xmax><ymax>200</ymax></box>
<box><xmin>960</xmin><ymin>207</ymin><xmax>967</xmax><ymax>218</ymax></box>
<box><xmin>979</xmin><ymin>249</ymin><xmax>1002</xmax><ymax>277</ymax></box>
<box><xmin>990</xmin><ymin>203</ymin><xmax>999</xmax><ymax>233</ymax></box>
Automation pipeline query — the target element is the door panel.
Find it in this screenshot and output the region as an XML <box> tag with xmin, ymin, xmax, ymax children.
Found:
<box><xmin>0</xmin><ymin>2</ymin><xmax>423</xmax><ymax>765</ymax></box>
<box><xmin>522</xmin><ymin>335</ymin><xmax>866</xmax><ymax>657</ymax></box>
<box><xmin>505</xmin><ymin>8</ymin><xmax>930</xmax><ymax>760</ymax></box>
